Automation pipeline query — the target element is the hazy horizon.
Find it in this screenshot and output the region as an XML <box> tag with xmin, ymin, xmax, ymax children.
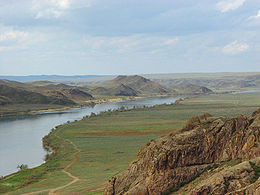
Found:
<box><xmin>1</xmin><ymin>71</ymin><xmax>260</xmax><ymax>77</ymax></box>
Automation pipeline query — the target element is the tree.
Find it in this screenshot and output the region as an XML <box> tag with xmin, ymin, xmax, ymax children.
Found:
<box><xmin>17</xmin><ymin>164</ymin><xmax>28</xmax><ymax>171</ymax></box>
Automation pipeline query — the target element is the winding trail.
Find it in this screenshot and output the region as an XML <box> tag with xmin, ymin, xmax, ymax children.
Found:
<box><xmin>48</xmin><ymin>138</ymin><xmax>81</xmax><ymax>195</ymax></box>
<box><xmin>23</xmin><ymin>130</ymin><xmax>81</xmax><ymax>195</ymax></box>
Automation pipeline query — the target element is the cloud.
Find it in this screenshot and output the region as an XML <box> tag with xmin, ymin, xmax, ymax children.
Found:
<box><xmin>222</xmin><ymin>40</ymin><xmax>249</xmax><ymax>55</ymax></box>
<box><xmin>32</xmin><ymin>0</ymin><xmax>94</xmax><ymax>19</ymax></box>
<box><xmin>0</xmin><ymin>30</ymin><xmax>28</xmax><ymax>42</ymax></box>
<box><xmin>164</xmin><ymin>38</ymin><xmax>179</xmax><ymax>45</ymax></box>
<box><xmin>249</xmin><ymin>10</ymin><xmax>260</xmax><ymax>19</ymax></box>
<box><xmin>0</xmin><ymin>25</ymin><xmax>48</xmax><ymax>52</ymax></box>
<box><xmin>82</xmin><ymin>35</ymin><xmax>179</xmax><ymax>54</ymax></box>
<box><xmin>216</xmin><ymin>0</ymin><xmax>246</xmax><ymax>13</ymax></box>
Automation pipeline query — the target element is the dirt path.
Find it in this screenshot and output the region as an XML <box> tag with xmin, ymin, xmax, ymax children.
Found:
<box><xmin>48</xmin><ymin>138</ymin><xmax>81</xmax><ymax>195</ymax></box>
<box><xmin>23</xmin><ymin>130</ymin><xmax>81</xmax><ymax>195</ymax></box>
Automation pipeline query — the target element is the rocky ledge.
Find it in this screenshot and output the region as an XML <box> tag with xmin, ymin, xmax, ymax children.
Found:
<box><xmin>104</xmin><ymin>108</ymin><xmax>260</xmax><ymax>195</ymax></box>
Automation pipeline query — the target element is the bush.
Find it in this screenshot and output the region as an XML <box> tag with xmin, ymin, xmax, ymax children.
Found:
<box><xmin>17</xmin><ymin>164</ymin><xmax>28</xmax><ymax>171</ymax></box>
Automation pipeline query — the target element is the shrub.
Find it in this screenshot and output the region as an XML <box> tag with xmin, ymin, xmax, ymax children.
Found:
<box><xmin>17</xmin><ymin>164</ymin><xmax>28</xmax><ymax>171</ymax></box>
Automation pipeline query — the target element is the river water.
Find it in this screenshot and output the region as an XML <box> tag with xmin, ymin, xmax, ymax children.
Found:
<box><xmin>231</xmin><ymin>89</ymin><xmax>260</xmax><ymax>94</ymax></box>
<box><xmin>0</xmin><ymin>96</ymin><xmax>182</xmax><ymax>176</ymax></box>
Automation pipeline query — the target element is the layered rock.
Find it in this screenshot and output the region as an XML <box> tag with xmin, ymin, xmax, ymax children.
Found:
<box><xmin>190</xmin><ymin>158</ymin><xmax>260</xmax><ymax>195</ymax></box>
<box><xmin>104</xmin><ymin>109</ymin><xmax>260</xmax><ymax>195</ymax></box>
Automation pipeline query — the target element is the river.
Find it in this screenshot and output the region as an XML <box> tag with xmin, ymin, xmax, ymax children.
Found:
<box><xmin>231</xmin><ymin>89</ymin><xmax>260</xmax><ymax>94</ymax></box>
<box><xmin>0</xmin><ymin>96</ymin><xmax>183</xmax><ymax>177</ymax></box>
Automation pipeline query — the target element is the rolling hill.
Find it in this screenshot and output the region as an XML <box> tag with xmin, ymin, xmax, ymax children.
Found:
<box><xmin>0</xmin><ymin>84</ymin><xmax>75</xmax><ymax>105</ymax></box>
<box><xmin>148</xmin><ymin>73</ymin><xmax>260</xmax><ymax>90</ymax></box>
<box><xmin>0</xmin><ymin>80</ymin><xmax>78</xmax><ymax>106</ymax></box>
<box><xmin>0</xmin><ymin>75</ymin><xmax>213</xmax><ymax>110</ymax></box>
<box><xmin>89</xmin><ymin>75</ymin><xmax>213</xmax><ymax>96</ymax></box>
<box><xmin>89</xmin><ymin>75</ymin><xmax>170</xmax><ymax>96</ymax></box>
<box><xmin>172</xmin><ymin>84</ymin><xmax>213</xmax><ymax>94</ymax></box>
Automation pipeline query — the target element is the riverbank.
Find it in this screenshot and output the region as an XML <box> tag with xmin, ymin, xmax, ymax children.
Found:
<box><xmin>0</xmin><ymin>94</ymin><xmax>179</xmax><ymax>118</ymax></box>
<box><xmin>1</xmin><ymin>92</ymin><xmax>260</xmax><ymax>194</ymax></box>
<box><xmin>0</xmin><ymin>96</ymin><xmax>139</xmax><ymax>118</ymax></box>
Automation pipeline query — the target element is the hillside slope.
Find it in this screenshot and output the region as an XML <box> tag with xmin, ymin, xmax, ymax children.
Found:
<box><xmin>89</xmin><ymin>75</ymin><xmax>170</xmax><ymax>96</ymax></box>
<box><xmin>0</xmin><ymin>79</ymin><xmax>96</xmax><ymax>107</ymax></box>
<box><xmin>172</xmin><ymin>84</ymin><xmax>213</xmax><ymax>94</ymax></box>
<box><xmin>0</xmin><ymin>82</ymin><xmax>76</xmax><ymax>105</ymax></box>
<box><xmin>151</xmin><ymin>73</ymin><xmax>260</xmax><ymax>90</ymax></box>
<box><xmin>104</xmin><ymin>109</ymin><xmax>260</xmax><ymax>194</ymax></box>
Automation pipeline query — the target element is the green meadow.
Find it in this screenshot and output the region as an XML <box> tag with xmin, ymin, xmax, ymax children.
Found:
<box><xmin>1</xmin><ymin>93</ymin><xmax>260</xmax><ymax>194</ymax></box>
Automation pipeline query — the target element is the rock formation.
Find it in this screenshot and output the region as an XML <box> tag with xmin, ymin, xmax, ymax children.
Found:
<box><xmin>104</xmin><ymin>108</ymin><xmax>260</xmax><ymax>195</ymax></box>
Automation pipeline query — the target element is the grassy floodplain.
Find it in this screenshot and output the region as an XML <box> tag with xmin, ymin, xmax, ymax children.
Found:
<box><xmin>1</xmin><ymin>92</ymin><xmax>260</xmax><ymax>194</ymax></box>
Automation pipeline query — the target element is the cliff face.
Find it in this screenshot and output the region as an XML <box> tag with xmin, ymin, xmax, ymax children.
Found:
<box><xmin>104</xmin><ymin>109</ymin><xmax>260</xmax><ymax>195</ymax></box>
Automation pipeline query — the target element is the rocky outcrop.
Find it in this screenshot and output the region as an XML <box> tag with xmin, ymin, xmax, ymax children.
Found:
<box><xmin>104</xmin><ymin>110</ymin><xmax>260</xmax><ymax>195</ymax></box>
<box><xmin>190</xmin><ymin>158</ymin><xmax>260</xmax><ymax>195</ymax></box>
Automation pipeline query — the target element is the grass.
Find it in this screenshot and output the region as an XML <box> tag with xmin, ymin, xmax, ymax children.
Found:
<box><xmin>0</xmin><ymin>104</ymin><xmax>66</xmax><ymax>117</ymax></box>
<box><xmin>249</xmin><ymin>162</ymin><xmax>260</xmax><ymax>184</ymax></box>
<box><xmin>1</xmin><ymin>92</ymin><xmax>260</xmax><ymax>194</ymax></box>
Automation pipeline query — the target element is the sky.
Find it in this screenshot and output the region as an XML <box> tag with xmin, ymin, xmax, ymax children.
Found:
<box><xmin>0</xmin><ymin>0</ymin><xmax>260</xmax><ymax>75</ymax></box>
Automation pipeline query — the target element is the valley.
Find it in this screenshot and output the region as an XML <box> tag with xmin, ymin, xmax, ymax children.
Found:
<box><xmin>2</xmin><ymin>1</ymin><xmax>260</xmax><ymax>194</ymax></box>
<box><xmin>0</xmin><ymin>75</ymin><xmax>213</xmax><ymax>117</ymax></box>
<box><xmin>1</xmin><ymin>92</ymin><xmax>260</xmax><ymax>194</ymax></box>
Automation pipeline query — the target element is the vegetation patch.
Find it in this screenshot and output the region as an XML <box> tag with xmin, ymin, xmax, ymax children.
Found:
<box><xmin>123</xmin><ymin>184</ymin><xmax>131</xmax><ymax>192</ymax></box>
<box><xmin>249</xmin><ymin>162</ymin><xmax>260</xmax><ymax>184</ymax></box>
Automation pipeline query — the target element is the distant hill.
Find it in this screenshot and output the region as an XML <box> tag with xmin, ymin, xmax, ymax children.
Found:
<box><xmin>60</xmin><ymin>88</ymin><xmax>93</xmax><ymax>101</ymax></box>
<box><xmin>29</xmin><ymin>82</ymin><xmax>94</xmax><ymax>102</ymax></box>
<box><xmin>172</xmin><ymin>84</ymin><xmax>213</xmax><ymax>94</ymax></box>
<box><xmin>113</xmin><ymin>75</ymin><xmax>169</xmax><ymax>94</ymax></box>
<box><xmin>0</xmin><ymin>84</ymin><xmax>75</xmax><ymax>105</ymax></box>
<box><xmin>89</xmin><ymin>75</ymin><xmax>213</xmax><ymax>96</ymax></box>
<box><xmin>0</xmin><ymin>76</ymin><xmax>214</xmax><ymax>107</ymax></box>
<box><xmin>2</xmin><ymin>73</ymin><xmax>260</xmax><ymax>90</ymax></box>
<box><xmin>90</xmin><ymin>75</ymin><xmax>169</xmax><ymax>96</ymax></box>
<box><xmin>149</xmin><ymin>73</ymin><xmax>260</xmax><ymax>90</ymax></box>
<box><xmin>0</xmin><ymin>80</ymin><xmax>86</xmax><ymax>106</ymax></box>
<box><xmin>0</xmin><ymin>79</ymin><xmax>28</xmax><ymax>89</ymax></box>
<box><xmin>91</xmin><ymin>84</ymin><xmax>138</xmax><ymax>96</ymax></box>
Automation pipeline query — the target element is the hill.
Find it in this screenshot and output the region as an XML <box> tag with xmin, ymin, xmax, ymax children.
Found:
<box><xmin>2</xmin><ymin>73</ymin><xmax>260</xmax><ymax>90</ymax></box>
<box><xmin>172</xmin><ymin>84</ymin><xmax>213</xmax><ymax>94</ymax></box>
<box><xmin>112</xmin><ymin>75</ymin><xmax>169</xmax><ymax>94</ymax></box>
<box><xmin>104</xmin><ymin>109</ymin><xmax>260</xmax><ymax>194</ymax></box>
<box><xmin>28</xmin><ymin>82</ymin><xmax>94</xmax><ymax>102</ymax></box>
<box><xmin>60</xmin><ymin>88</ymin><xmax>93</xmax><ymax>101</ymax></box>
<box><xmin>89</xmin><ymin>75</ymin><xmax>213</xmax><ymax>96</ymax></box>
<box><xmin>0</xmin><ymin>84</ymin><xmax>75</xmax><ymax>105</ymax></box>
<box><xmin>0</xmin><ymin>79</ymin><xmax>96</xmax><ymax>107</ymax></box>
<box><xmin>89</xmin><ymin>75</ymin><xmax>170</xmax><ymax>96</ymax></box>
<box><xmin>148</xmin><ymin>73</ymin><xmax>260</xmax><ymax>91</ymax></box>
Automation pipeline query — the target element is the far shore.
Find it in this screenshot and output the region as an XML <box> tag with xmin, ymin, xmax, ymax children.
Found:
<box><xmin>0</xmin><ymin>95</ymin><xmax>152</xmax><ymax>118</ymax></box>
